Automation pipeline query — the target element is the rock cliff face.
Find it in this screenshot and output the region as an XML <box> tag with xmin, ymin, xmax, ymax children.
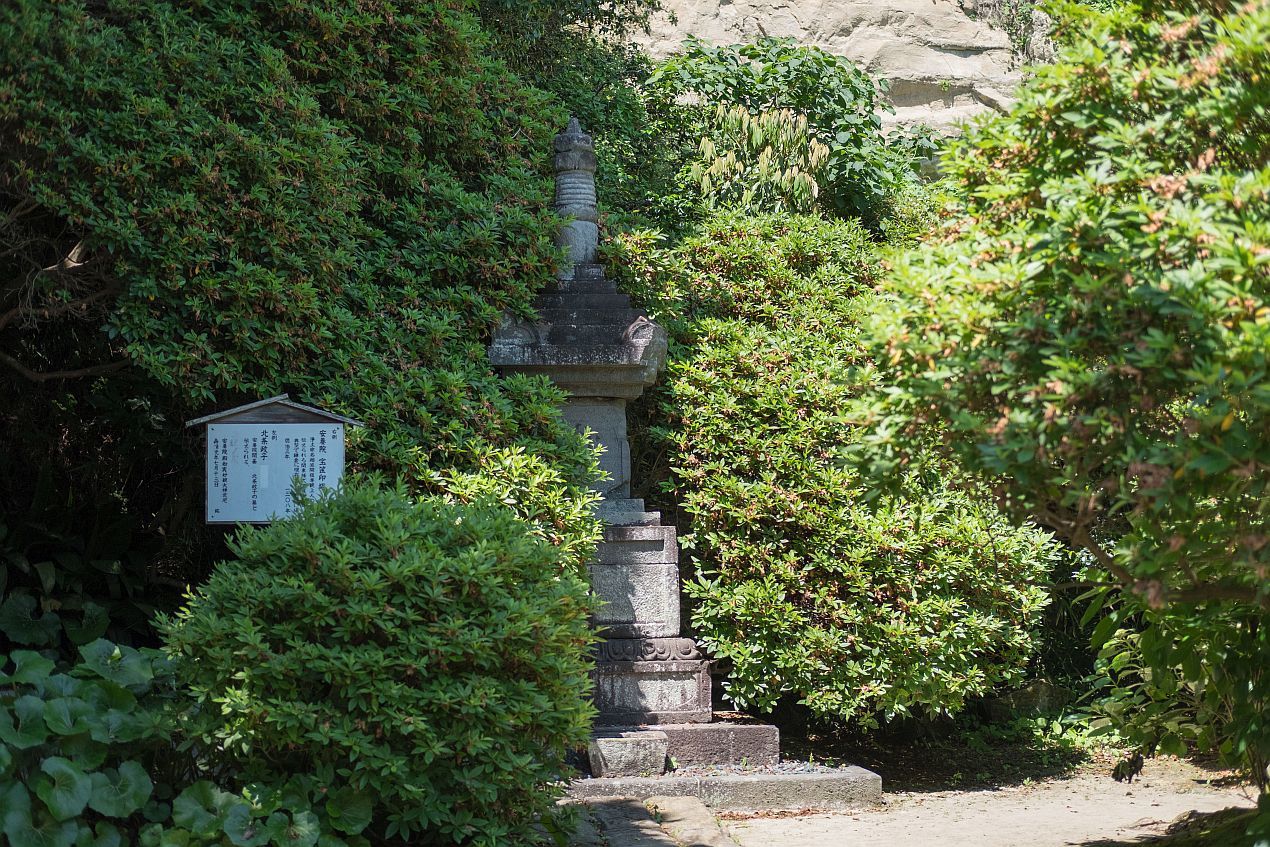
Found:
<box><xmin>636</xmin><ymin>0</ymin><xmax>1024</xmax><ymax>130</ymax></box>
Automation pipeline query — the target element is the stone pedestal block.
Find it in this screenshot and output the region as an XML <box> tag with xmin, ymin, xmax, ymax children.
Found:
<box><xmin>594</xmin><ymin>659</ymin><xmax>712</xmax><ymax>725</ymax></box>
<box><xmin>597</xmin><ymin>524</ymin><xmax>678</xmax><ymax>565</ymax></box>
<box><xmin>563</xmin><ymin>399</ymin><xmax>631</xmax><ymax>498</ymax></box>
<box><xmin>595</xmin><ymin>497</ymin><xmax>662</xmax><ymax>527</ymax></box>
<box><xmin>587</xmin><ymin>730</ymin><xmax>669</xmax><ymax>777</ymax></box>
<box><xmin>589</xmin><ymin>562</ymin><xmax>679</xmax><ymax>638</ymax></box>
<box><xmin>653</xmin><ymin>723</ymin><xmax>780</xmax><ymax>767</ymax></box>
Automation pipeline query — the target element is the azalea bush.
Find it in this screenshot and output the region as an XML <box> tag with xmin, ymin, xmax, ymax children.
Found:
<box><xmin>0</xmin><ymin>0</ymin><xmax>601</xmax><ymax>622</ymax></box>
<box><xmin>159</xmin><ymin>481</ymin><xmax>595</xmax><ymax>845</ymax></box>
<box><xmin>608</xmin><ymin>213</ymin><xmax>1057</xmax><ymax>724</ymax></box>
<box><xmin>854</xmin><ymin>0</ymin><xmax>1270</xmax><ymax>792</ymax></box>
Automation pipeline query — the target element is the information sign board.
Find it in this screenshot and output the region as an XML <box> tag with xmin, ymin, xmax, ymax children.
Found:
<box><xmin>205</xmin><ymin>423</ymin><xmax>345</xmax><ymax>524</ymax></box>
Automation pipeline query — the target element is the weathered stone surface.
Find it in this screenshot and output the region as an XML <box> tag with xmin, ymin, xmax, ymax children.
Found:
<box><xmin>653</xmin><ymin>723</ymin><xmax>780</xmax><ymax>767</ymax></box>
<box><xmin>568</xmin><ymin>769</ymin><xmax>883</xmax><ymax>810</ymax></box>
<box><xmin>595</xmin><ymin>497</ymin><xmax>662</xmax><ymax>527</ymax></box>
<box><xmin>636</xmin><ymin>0</ymin><xmax>1023</xmax><ymax>131</ymax></box>
<box><xmin>597</xmin><ymin>524</ymin><xmax>679</xmax><ymax>565</ymax></box>
<box><xmin>697</xmin><ymin>769</ymin><xmax>883</xmax><ymax>811</ymax></box>
<box><xmin>563</xmin><ymin>399</ymin><xmax>632</xmax><ymax>497</ymax></box>
<box><xmin>645</xmin><ymin>796</ymin><xmax>740</xmax><ymax>847</ymax></box>
<box><xmin>594</xmin><ymin>660</ymin><xmax>713</xmax><ymax>725</ymax></box>
<box><xmin>589</xmin><ymin>561</ymin><xmax>680</xmax><ymax>637</ymax></box>
<box><xmin>589</xmin><ymin>730</ymin><xmax>670</xmax><ymax>777</ymax></box>
<box><xmin>597</xmin><ymin>638</ymin><xmax>703</xmax><ymax>663</ymax></box>
<box><xmin>569</xmin><ymin>776</ymin><xmax>702</xmax><ymax>802</ymax></box>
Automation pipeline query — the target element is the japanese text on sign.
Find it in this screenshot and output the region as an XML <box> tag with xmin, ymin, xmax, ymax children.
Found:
<box><xmin>206</xmin><ymin>423</ymin><xmax>345</xmax><ymax>523</ymax></box>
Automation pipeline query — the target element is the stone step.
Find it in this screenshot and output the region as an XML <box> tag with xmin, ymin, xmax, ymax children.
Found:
<box><xmin>588</xmin><ymin>730</ymin><xmax>670</xmax><ymax>778</ymax></box>
<box><xmin>589</xmin><ymin>561</ymin><xmax>679</xmax><ymax>638</ymax></box>
<box><xmin>598</xmin><ymin>524</ymin><xmax>678</xmax><ymax>565</ymax></box>
<box><xmin>594</xmin><ymin>657</ymin><xmax>712</xmax><ymax>725</ymax></box>
<box><xmin>649</xmin><ymin>722</ymin><xmax>780</xmax><ymax>768</ymax></box>
<box><xmin>596</xmin><ymin>498</ymin><xmax>662</xmax><ymax>527</ymax></box>
<box><xmin>536</xmin><ymin>290</ymin><xmax>633</xmax><ymax>310</ymax></box>
<box><xmin>568</xmin><ymin>768</ymin><xmax>883</xmax><ymax>812</ymax></box>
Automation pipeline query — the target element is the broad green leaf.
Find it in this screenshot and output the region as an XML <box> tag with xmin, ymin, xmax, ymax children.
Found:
<box><xmin>2</xmin><ymin>782</ymin><xmax>77</xmax><ymax>847</ymax></box>
<box><xmin>3</xmin><ymin>651</ymin><xmax>55</xmax><ymax>685</ymax></box>
<box><xmin>270</xmin><ymin>812</ymin><xmax>320</xmax><ymax>847</ymax></box>
<box><xmin>64</xmin><ymin>603</ymin><xmax>111</xmax><ymax>647</ymax></box>
<box><xmin>0</xmin><ymin>696</ymin><xmax>49</xmax><ymax>749</ymax></box>
<box><xmin>60</xmin><ymin>733</ymin><xmax>108</xmax><ymax>770</ymax></box>
<box><xmin>0</xmin><ymin>596</ymin><xmax>60</xmax><ymax>646</ymax></box>
<box><xmin>89</xmin><ymin>761</ymin><xmax>154</xmax><ymax>817</ymax></box>
<box><xmin>90</xmin><ymin>822</ymin><xmax>123</xmax><ymax>847</ymax></box>
<box><xmin>78</xmin><ymin>640</ymin><xmax>153</xmax><ymax>688</ymax></box>
<box><xmin>324</xmin><ymin>788</ymin><xmax>372</xmax><ymax>835</ymax></box>
<box><xmin>44</xmin><ymin>698</ymin><xmax>94</xmax><ymax>736</ymax></box>
<box><xmin>223</xmin><ymin>805</ymin><xmax>270</xmax><ymax>847</ymax></box>
<box><xmin>36</xmin><ymin>757</ymin><xmax>92</xmax><ymax>821</ymax></box>
<box><xmin>172</xmin><ymin>781</ymin><xmax>238</xmax><ymax>837</ymax></box>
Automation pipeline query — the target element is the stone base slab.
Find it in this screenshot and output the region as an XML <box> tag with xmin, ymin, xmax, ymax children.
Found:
<box><xmin>642</xmin><ymin>722</ymin><xmax>780</xmax><ymax>768</ymax></box>
<box><xmin>597</xmin><ymin>524</ymin><xmax>678</xmax><ymax>564</ymax></box>
<box><xmin>567</xmin><ymin>768</ymin><xmax>883</xmax><ymax>811</ymax></box>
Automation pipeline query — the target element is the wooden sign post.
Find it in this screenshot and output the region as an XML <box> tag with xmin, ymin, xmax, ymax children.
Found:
<box><xmin>186</xmin><ymin>395</ymin><xmax>362</xmax><ymax>524</ymax></box>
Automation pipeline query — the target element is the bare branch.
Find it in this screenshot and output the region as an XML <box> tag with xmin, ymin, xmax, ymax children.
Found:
<box><xmin>0</xmin><ymin>284</ymin><xmax>118</xmax><ymax>332</ymax></box>
<box><xmin>0</xmin><ymin>350</ymin><xmax>128</xmax><ymax>382</ymax></box>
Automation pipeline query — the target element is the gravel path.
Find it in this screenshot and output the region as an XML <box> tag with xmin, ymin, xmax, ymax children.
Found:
<box><xmin>722</xmin><ymin>759</ymin><xmax>1256</xmax><ymax>847</ymax></box>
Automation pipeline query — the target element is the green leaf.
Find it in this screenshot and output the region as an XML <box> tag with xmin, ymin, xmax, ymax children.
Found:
<box><xmin>324</xmin><ymin>788</ymin><xmax>372</xmax><ymax>835</ymax></box>
<box><xmin>89</xmin><ymin>761</ymin><xmax>154</xmax><ymax>817</ymax></box>
<box><xmin>0</xmin><ymin>695</ymin><xmax>50</xmax><ymax>749</ymax></box>
<box><xmin>78</xmin><ymin>640</ymin><xmax>154</xmax><ymax>688</ymax></box>
<box><xmin>36</xmin><ymin>757</ymin><xmax>92</xmax><ymax>821</ymax></box>
<box><xmin>90</xmin><ymin>822</ymin><xmax>123</xmax><ymax>847</ymax></box>
<box><xmin>223</xmin><ymin>805</ymin><xmax>270</xmax><ymax>847</ymax></box>
<box><xmin>3</xmin><ymin>651</ymin><xmax>56</xmax><ymax>685</ymax></box>
<box><xmin>0</xmin><ymin>743</ymin><xmax>13</xmax><ymax>776</ymax></box>
<box><xmin>64</xmin><ymin>604</ymin><xmax>111</xmax><ymax>647</ymax></box>
<box><xmin>172</xmin><ymin>781</ymin><xmax>238</xmax><ymax>837</ymax></box>
<box><xmin>60</xmin><ymin>733</ymin><xmax>108</xmax><ymax>770</ymax></box>
<box><xmin>271</xmin><ymin>812</ymin><xmax>320</xmax><ymax>847</ymax></box>
<box><xmin>2</xmin><ymin>782</ymin><xmax>78</xmax><ymax>847</ymax></box>
<box><xmin>44</xmin><ymin>698</ymin><xmax>94</xmax><ymax>736</ymax></box>
<box><xmin>0</xmin><ymin>596</ymin><xmax>61</xmax><ymax>646</ymax></box>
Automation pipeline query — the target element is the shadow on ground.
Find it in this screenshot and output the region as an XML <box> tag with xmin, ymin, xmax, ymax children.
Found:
<box><xmin>773</xmin><ymin>715</ymin><xmax>1115</xmax><ymax>793</ymax></box>
<box><xmin>1077</xmin><ymin>807</ymin><xmax>1261</xmax><ymax>847</ymax></box>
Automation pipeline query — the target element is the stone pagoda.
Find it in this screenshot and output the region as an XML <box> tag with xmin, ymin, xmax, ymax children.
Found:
<box><xmin>489</xmin><ymin>119</ymin><xmax>778</xmax><ymax>776</ymax></box>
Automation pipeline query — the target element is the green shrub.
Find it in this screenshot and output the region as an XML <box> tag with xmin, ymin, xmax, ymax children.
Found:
<box><xmin>853</xmin><ymin>0</ymin><xmax>1270</xmax><ymax>790</ymax></box>
<box><xmin>0</xmin><ymin>0</ymin><xmax>601</xmax><ymax>613</ymax></box>
<box><xmin>0</xmin><ymin>636</ymin><xmax>340</xmax><ymax>847</ymax></box>
<box><xmin>692</xmin><ymin>106</ymin><xmax>829</xmax><ymax>215</ymax></box>
<box><xmin>608</xmin><ymin>213</ymin><xmax>1057</xmax><ymax>724</ymax></box>
<box><xmin>158</xmin><ymin>481</ymin><xmax>595</xmax><ymax>845</ymax></box>
<box><xmin>649</xmin><ymin>37</ymin><xmax>928</xmax><ymax>223</ymax></box>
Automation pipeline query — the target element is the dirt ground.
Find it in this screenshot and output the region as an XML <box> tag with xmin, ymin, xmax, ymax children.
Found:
<box><xmin>722</xmin><ymin>757</ymin><xmax>1258</xmax><ymax>847</ymax></box>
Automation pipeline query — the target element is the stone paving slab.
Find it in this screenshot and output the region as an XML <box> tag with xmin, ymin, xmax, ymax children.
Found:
<box><xmin>568</xmin><ymin>767</ymin><xmax>882</xmax><ymax>811</ymax></box>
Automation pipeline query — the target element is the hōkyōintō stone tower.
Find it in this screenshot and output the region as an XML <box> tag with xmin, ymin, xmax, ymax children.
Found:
<box><xmin>488</xmin><ymin>119</ymin><xmax>779</xmax><ymax>775</ymax></box>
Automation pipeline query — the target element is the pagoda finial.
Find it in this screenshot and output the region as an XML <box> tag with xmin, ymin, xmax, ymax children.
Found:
<box><xmin>553</xmin><ymin>118</ymin><xmax>598</xmax><ymax>278</ymax></box>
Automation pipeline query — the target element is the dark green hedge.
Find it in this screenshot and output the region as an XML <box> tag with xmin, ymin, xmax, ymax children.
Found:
<box><xmin>0</xmin><ymin>0</ymin><xmax>600</xmax><ymax>620</ymax></box>
<box><xmin>610</xmin><ymin>212</ymin><xmax>1058</xmax><ymax>724</ymax></box>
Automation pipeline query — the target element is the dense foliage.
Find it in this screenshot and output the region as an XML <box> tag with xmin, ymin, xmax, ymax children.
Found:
<box><xmin>159</xmin><ymin>482</ymin><xmax>595</xmax><ymax>845</ymax></box>
<box><xmin>0</xmin><ymin>0</ymin><xmax>601</xmax><ymax>624</ymax></box>
<box><xmin>0</xmin><ymin>634</ymin><xmax>363</xmax><ymax>847</ymax></box>
<box><xmin>855</xmin><ymin>0</ymin><xmax>1270</xmax><ymax>790</ymax></box>
<box><xmin>649</xmin><ymin>37</ymin><xmax>926</xmax><ymax>223</ymax></box>
<box><xmin>609</xmin><ymin>213</ymin><xmax>1057</xmax><ymax>724</ymax></box>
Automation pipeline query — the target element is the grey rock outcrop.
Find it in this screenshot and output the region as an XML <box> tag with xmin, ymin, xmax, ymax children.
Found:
<box><xmin>636</xmin><ymin>0</ymin><xmax>1030</xmax><ymax>130</ymax></box>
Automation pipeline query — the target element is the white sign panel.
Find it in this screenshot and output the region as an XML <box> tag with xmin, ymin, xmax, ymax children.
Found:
<box><xmin>205</xmin><ymin>423</ymin><xmax>345</xmax><ymax>523</ymax></box>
